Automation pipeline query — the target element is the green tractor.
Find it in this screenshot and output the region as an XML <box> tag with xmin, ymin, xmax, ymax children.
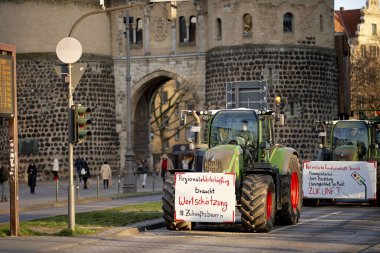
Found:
<box><xmin>162</xmin><ymin>108</ymin><xmax>302</xmax><ymax>232</ymax></box>
<box><xmin>305</xmin><ymin>118</ymin><xmax>380</xmax><ymax>206</ymax></box>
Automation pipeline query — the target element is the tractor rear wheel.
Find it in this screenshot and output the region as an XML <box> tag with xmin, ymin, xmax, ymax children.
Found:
<box><xmin>276</xmin><ymin>154</ymin><xmax>302</xmax><ymax>225</ymax></box>
<box><xmin>241</xmin><ymin>174</ymin><xmax>275</xmax><ymax>232</ymax></box>
<box><xmin>162</xmin><ymin>173</ymin><xmax>193</xmax><ymax>230</ymax></box>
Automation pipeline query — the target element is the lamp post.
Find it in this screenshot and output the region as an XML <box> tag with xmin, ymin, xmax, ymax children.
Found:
<box><xmin>123</xmin><ymin>0</ymin><xmax>136</xmax><ymax>193</ymax></box>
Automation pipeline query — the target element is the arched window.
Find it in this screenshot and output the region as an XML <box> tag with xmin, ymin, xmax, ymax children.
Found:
<box><xmin>136</xmin><ymin>18</ymin><xmax>143</xmax><ymax>44</ymax></box>
<box><xmin>179</xmin><ymin>16</ymin><xmax>186</xmax><ymax>43</ymax></box>
<box><xmin>189</xmin><ymin>16</ymin><xmax>197</xmax><ymax>42</ymax></box>
<box><xmin>283</xmin><ymin>12</ymin><xmax>293</xmax><ymax>32</ymax></box>
<box><xmin>243</xmin><ymin>14</ymin><xmax>252</xmax><ymax>34</ymax></box>
<box><xmin>216</xmin><ymin>18</ymin><xmax>222</xmax><ymax>39</ymax></box>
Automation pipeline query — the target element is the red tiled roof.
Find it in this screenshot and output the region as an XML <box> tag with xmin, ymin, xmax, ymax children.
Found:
<box><xmin>334</xmin><ymin>9</ymin><xmax>361</xmax><ymax>38</ymax></box>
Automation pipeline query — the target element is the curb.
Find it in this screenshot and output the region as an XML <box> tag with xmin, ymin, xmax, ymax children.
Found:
<box><xmin>110</xmin><ymin>218</ymin><xmax>165</xmax><ymax>237</ymax></box>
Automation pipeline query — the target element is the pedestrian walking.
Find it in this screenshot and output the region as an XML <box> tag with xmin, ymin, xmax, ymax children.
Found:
<box><xmin>137</xmin><ymin>158</ymin><xmax>149</xmax><ymax>188</ymax></box>
<box><xmin>80</xmin><ymin>159</ymin><xmax>91</xmax><ymax>189</ymax></box>
<box><xmin>51</xmin><ymin>156</ymin><xmax>59</xmax><ymax>181</ymax></box>
<box><xmin>74</xmin><ymin>156</ymin><xmax>83</xmax><ymax>182</ymax></box>
<box><xmin>155</xmin><ymin>154</ymin><xmax>173</xmax><ymax>184</ymax></box>
<box><xmin>100</xmin><ymin>161</ymin><xmax>112</xmax><ymax>189</ymax></box>
<box><xmin>27</xmin><ymin>163</ymin><xmax>38</xmax><ymax>194</ymax></box>
<box><xmin>0</xmin><ymin>164</ymin><xmax>9</xmax><ymax>202</ymax></box>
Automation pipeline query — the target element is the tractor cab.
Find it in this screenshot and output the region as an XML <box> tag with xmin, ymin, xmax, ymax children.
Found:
<box><xmin>331</xmin><ymin>121</ymin><xmax>368</xmax><ymax>161</ymax></box>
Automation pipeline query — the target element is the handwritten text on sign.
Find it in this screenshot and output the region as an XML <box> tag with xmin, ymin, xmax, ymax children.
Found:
<box><xmin>302</xmin><ymin>161</ymin><xmax>377</xmax><ymax>200</ymax></box>
<box><xmin>175</xmin><ymin>173</ymin><xmax>236</xmax><ymax>223</ymax></box>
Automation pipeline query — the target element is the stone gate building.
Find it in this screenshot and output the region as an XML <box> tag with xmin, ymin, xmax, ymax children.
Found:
<box><xmin>0</xmin><ymin>0</ymin><xmax>338</xmax><ymax>180</ymax></box>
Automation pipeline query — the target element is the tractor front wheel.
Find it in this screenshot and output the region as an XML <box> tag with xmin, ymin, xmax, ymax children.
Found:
<box><xmin>276</xmin><ymin>154</ymin><xmax>302</xmax><ymax>225</ymax></box>
<box><xmin>162</xmin><ymin>173</ymin><xmax>193</xmax><ymax>230</ymax></box>
<box><xmin>241</xmin><ymin>174</ymin><xmax>276</xmax><ymax>232</ymax></box>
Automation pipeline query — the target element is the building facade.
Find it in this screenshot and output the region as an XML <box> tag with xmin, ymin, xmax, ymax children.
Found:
<box><xmin>0</xmin><ymin>0</ymin><xmax>339</xmax><ymax>180</ymax></box>
<box><xmin>335</xmin><ymin>0</ymin><xmax>380</xmax><ymax>118</ymax></box>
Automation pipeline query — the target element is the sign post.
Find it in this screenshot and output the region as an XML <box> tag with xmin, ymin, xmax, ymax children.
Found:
<box><xmin>175</xmin><ymin>172</ymin><xmax>236</xmax><ymax>223</ymax></box>
<box><xmin>56</xmin><ymin>37</ymin><xmax>83</xmax><ymax>231</ymax></box>
<box><xmin>0</xmin><ymin>43</ymin><xmax>19</xmax><ymax>236</ymax></box>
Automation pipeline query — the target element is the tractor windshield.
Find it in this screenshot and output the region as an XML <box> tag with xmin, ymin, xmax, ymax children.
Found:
<box><xmin>209</xmin><ymin>110</ymin><xmax>258</xmax><ymax>148</ymax></box>
<box><xmin>332</xmin><ymin>121</ymin><xmax>368</xmax><ymax>160</ymax></box>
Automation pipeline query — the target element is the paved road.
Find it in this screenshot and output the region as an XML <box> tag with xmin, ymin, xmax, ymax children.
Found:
<box><xmin>0</xmin><ymin>205</ymin><xmax>379</xmax><ymax>253</ymax></box>
<box><xmin>1</xmin><ymin>176</ymin><xmax>379</xmax><ymax>253</ymax></box>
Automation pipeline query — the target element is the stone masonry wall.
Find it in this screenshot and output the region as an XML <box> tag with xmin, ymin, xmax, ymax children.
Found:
<box><xmin>206</xmin><ymin>44</ymin><xmax>339</xmax><ymax>160</ymax></box>
<box><xmin>5</xmin><ymin>53</ymin><xmax>120</xmax><ymax>182</ymax></box>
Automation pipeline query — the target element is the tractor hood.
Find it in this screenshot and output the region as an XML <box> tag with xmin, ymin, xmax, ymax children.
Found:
<box><xmin>203</xmin><ymin>145</ymin><xmax>243</xmax><ymax>179</ymax></box>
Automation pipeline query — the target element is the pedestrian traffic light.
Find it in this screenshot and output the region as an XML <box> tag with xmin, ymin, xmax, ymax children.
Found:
<box><xmin>69</xmin><ymin>104</ymin><xmax>92</xmax><ymax>144</ymax></box>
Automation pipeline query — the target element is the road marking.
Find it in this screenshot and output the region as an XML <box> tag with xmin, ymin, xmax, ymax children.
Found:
<box><xmin>272</xmin><ymin>211</ymin><xmax>344</xmax><ymax>232</ymax></box>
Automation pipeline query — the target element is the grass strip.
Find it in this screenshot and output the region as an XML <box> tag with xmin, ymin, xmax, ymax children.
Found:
<box><xmin>0</xmin><ymin>201</ymin><xmax>162</xmax><ymax>237</ymax></box>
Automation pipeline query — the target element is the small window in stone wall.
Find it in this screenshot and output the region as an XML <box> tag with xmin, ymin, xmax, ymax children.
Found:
<box><xmin>319</xmin><ymin>15</ymin><xmax>323</xmax><ymax>31</ymax></box>
<box><xmin>243</xmin><ymin>13</ymin><xmax>252</xmax><ymax>35</ymax></box>
<box><xmin>136</xmin><ymin>18</ymin><xmax>143</xmax><ymax>45</ymax></box>
<box><xmin>19</xmin><ymin>138</ymin><xmax>38</xmax><ymax>155</ymax></box>
<box><xmin>283</xmin><ymin>12</ymin><xmax>293</xmax><ymax>33</ymax></box>
<box><xmin>179</xmin><ymin>16</ymin><xmax>187</xmax><ymax>43</ymax></box>
<box><xmin>216</xmin><ymin>18</ymin><xmax>222</xmax><ymax>40</ymax></box>
<box><xmin>189</xmin><ymin>16</ymin><xmax>197</xmax><ymax>42</ymax></box>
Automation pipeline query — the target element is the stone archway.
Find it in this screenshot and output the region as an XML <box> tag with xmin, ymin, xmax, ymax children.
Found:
<box><xmin>132</xmin><ymin>71</ymin><xmax>190</xmax><ymax>165</ymax></box>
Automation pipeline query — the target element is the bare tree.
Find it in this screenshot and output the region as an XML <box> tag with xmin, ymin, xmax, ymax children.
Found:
<box><xmin>150</xmin><ymin>81</ymin><xmax>195</xmax><ymax>154</ymax></box>
<box><xmin>350</xmin><ymin>51</ymin><xmax>380</xmax><ymax>118</ymax></box>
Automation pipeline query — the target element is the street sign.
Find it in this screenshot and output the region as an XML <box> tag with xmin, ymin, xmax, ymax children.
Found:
<box><xmin>54</xmin><ymin>63</ymin><xmax>87</xmax><ymax>90</ymax></box>
<box><xmin>56</xmin><ymin>37</ymin><xmax>82</xmax><ymax>64</ymax></box>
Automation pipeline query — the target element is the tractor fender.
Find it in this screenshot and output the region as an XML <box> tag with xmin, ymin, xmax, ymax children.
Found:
<box><xmin>269</xmin><ymin>146</ymin><xmax>298</xmax><ymax>176</ymax></box>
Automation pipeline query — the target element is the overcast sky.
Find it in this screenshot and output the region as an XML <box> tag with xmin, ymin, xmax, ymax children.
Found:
<box><xmin>335</xmin><ymin>0</ymin><xmax>367</xmax><ymax>10</ymax></box>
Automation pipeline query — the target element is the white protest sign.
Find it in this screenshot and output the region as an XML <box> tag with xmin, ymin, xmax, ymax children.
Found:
<box><xmin>175</xmin><ymin>172</ymin><xmax>236</xmax><ymax>223</ymax></box>
<box><xmin>302</xmin><ymin>161</ymin><xmax>377</xmax><ymax>200</ymax></box>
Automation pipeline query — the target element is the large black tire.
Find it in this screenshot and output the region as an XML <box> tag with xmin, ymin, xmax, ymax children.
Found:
<box><xmin>162</xmin><ymin>174</ymin><xmax>193</xmax><ymax>230</ymax></box>
<box><xmin>276</xmin><ymin>154</ymin><xmax>302</xmax><ymax>225</ymax></box>
<box><xmin>241</xmin><ymin>174</ymin><xmax>276</xmax><ymax>232</ymax></box>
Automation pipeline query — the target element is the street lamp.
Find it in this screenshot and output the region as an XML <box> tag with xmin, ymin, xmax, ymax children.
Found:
<box><xmin>123</xmin><ymin>0</ymin><xmax>136</xmax><ymax>193</ymax></box>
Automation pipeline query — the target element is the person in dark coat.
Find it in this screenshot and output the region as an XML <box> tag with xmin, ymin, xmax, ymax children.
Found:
<box><xmin>74</xmin><ymin>156</ymin><xmax>83</xmax><ymax>182</ymax></box>
<box><xmin>27</xmin><ymin>163</ymin><xmax>38</xmax><ymax>194</ymax></box>
<box><xmin>137</xmin><ymin>159</ymin><xmax>149</xmax><ymax>188</ymax></box>
<box><xmin>0</xmin><ymin>165</ymin><xmax>9</xmax><ymax>202</ymax></box>
<box><xmin>80</xmin><ymin>159</ymin><xmax>91</xmax><ymax>189</ymax></box>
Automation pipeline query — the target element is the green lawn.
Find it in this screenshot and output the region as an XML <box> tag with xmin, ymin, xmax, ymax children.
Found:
<box><xmin>0</xmin><ymin>201</ymin><xmax>163</xmax><ymax>236</ymax></box>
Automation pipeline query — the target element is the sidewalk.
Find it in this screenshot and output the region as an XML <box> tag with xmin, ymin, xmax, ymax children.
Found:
<box><xmin>0</xmin><ymin>174</ymin><xmax>164</xmax><ymax>215</ymax></box>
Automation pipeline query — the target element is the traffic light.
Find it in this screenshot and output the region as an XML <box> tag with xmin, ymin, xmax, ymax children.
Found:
<box><xmin>68</xmin><ymin>104</ymin><xmax>92</xmax><ymax>144</ymax></box>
